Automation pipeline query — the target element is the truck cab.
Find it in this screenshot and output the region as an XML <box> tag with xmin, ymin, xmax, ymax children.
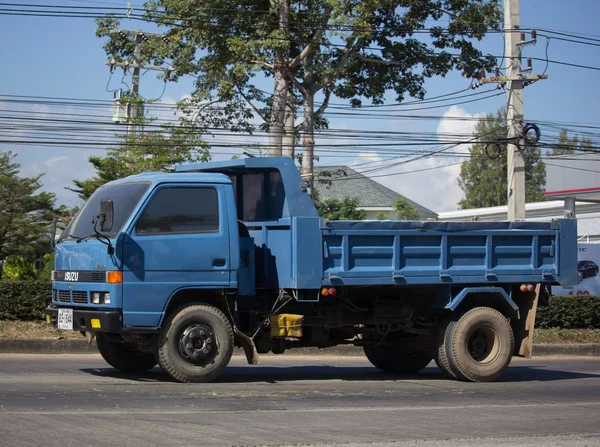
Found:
<box><xmin>47</xmin><ymin>157</ymin><xmax>578</xmax><ymax>383</ymax></box>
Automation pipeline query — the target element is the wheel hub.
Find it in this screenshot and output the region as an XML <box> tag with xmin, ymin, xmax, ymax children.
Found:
<box><xmin>468</xmin><ymin>328</ymin><xmax>493</xmax><ymax>362</ymax></box>
<box><xmin>178</xmin><ymin>324</ymin><xmax>216</xmax><ymax>365</ymax></box>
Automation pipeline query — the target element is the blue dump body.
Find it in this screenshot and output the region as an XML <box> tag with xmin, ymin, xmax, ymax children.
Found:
<box><xmin>48</xmin><ymin>156</ymin><xmax>579</xmax><ymax>383</ymax></box>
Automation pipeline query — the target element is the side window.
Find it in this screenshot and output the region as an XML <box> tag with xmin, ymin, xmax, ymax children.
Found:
<box><xmin>136</xmin><ymin>187</ymin><xmax>219</xmax><ymax>235</ymax></box>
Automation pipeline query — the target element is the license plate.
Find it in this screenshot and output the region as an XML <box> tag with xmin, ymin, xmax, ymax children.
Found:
<box><xmin>57</xmin><ymin>309</ymin><xmax>73</xmax><ymax>331</ymax></box>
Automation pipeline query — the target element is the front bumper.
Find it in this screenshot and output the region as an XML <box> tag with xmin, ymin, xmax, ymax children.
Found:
<box><xmin>45</xmin><ymin>307</ymin><xmax>122</xmax><ymax>333</ymax></box>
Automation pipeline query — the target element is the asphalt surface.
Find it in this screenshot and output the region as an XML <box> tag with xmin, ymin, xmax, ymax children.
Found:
<box><xmin>1</xmin><ymin>355</ymin><xmax>599</xmax><ymax>447</ymax></box>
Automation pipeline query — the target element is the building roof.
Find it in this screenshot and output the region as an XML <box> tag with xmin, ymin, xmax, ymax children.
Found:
<box><xmin>314</xmin><ymin>166</ymin><xmax>438</xmax><ymax>219</ymax></box>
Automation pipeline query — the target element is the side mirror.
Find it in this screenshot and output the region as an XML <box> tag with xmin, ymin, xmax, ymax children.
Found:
<box><xmin>100</xmin><ymin>199</ymin><xmax>114</xmax><ymax>232</ymax></box>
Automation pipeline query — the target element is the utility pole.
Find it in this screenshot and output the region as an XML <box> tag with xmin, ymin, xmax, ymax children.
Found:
<box><xmin>479</xmin><ymin>0</ymin><xmax>546</xmax><ymax>221</ymax></box>
<box><xmin>106</xmin><ymin>30</ymin><xmax>172</xmax><ymax>138</ymax></box>
<box><xmin>128</xmin><ymin>33</ymin><xmax>142</xmax><ymax>138</ymax></box>
<box><xmin>505</xmin><ymin>0</ymin><xmax>525</xmax><ymax>221</ymax></box>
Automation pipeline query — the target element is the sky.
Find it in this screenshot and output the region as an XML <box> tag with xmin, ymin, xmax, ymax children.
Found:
<box><xmin>1</xmin><ymin>0</ymin><xmax>599</xmax><ymax>212</ymax></box>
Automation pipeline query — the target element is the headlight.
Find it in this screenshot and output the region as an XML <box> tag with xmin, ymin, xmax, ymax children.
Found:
<box><xmin>92</xmin><ymin>292</ymin><xmax>110</xmax><ymax>304</ymax></box>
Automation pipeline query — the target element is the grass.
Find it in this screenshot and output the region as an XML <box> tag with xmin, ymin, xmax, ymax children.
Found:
<box><xmin>0</xmin><ymin>320</ymin><xmax>83</xmax><ymax>339</ymax></box>
<box><xmin>1</xmin><ymin>320</ymin><xmax>600</xmax><ymax>344</ymax></box>
<box><xmin>533</xmin><ymin>328</ymin><xmax>600</xmax><ymax>344</ymax></box>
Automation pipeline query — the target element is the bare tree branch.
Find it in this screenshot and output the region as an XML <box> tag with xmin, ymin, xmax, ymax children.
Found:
<box><xmin>292</xmin><ymin>76</ymin><xmax>308</xmax><ymax>96</ymax></box>
<box><xmin>315</xmin><ymin>86</ymin><xmax>332</xmax><ymax>119</ymax></box>
<box><xmin>236</xmin><ymin>87</ymin><xmax>269</xmax><ymax>123</ymax></box>
<box><xmin>318</xmin><ymin>36</ymin><xmax>365</xmax><ymax>89</ymax></box>
<box><xmin>289</xmin><ymin>7</ymin><xmax>333</xmax><ymax>69</ymax></box>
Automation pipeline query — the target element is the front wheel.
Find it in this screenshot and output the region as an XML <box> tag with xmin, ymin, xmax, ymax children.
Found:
<box><xmin>445</xmin><ymin>307</ymin><xmax>514</xmax><ymax>382</ymax></box>
<box><xmin>157</xmin><ymin>303</ymin><xmax>234</xmax><ymax>383</ymax></box>
<box><xmin>96</xmin><ymin>333</ymin><xmax>157</xmax><ymax>373</ymax></box>
<box><xmin>364</xmin><ymin>337</ymin><xmax>432</xmax><ymax>374</ymax></box>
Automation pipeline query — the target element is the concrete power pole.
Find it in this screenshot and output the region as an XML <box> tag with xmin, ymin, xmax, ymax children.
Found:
<box><xmin>128</xmin><ymin>33</ymin><xmax>142</xmax><ymax>138</ymax></box>
<box><xmin>480</xmin><ymin>0</ymin><xmax>546</xmax><ymax>221</ymax></box>
<box><xmin>505</xmin><ymin>0</ymin><xmax>526</xmax><ymax>221</ymax></box>
<box><xmin>107</xmin><ymin>30</ymin><xmax>170</xmax><ymax>138</ymax></box>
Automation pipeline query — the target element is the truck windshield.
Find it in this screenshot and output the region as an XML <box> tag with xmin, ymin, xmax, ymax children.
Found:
<box><xmin>59</xmin><ymin>182</ymin><xmax>150</xmax><ymax>241</ymax></box>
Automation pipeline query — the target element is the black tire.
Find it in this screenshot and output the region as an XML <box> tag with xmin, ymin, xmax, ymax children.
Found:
<box><xmin>96</xmin><ymin>333</ymin><xmax>157</xmax><ymax>373</ymax></box>
<box><xmin>434</xmin><ymin>319</ymin><xmax>457</xmax><ymax>379</ymax></box>
<box><xmin>157</xmin><ymin>303</ymin><xmax>234</xmax><ymax>383</ymax></box>
<box><xmin>363</xmin><ymin>338</ymin><xmax>432</xmax><ymax>374</ymax></box>
<box><xmin>445</xmin><ymin>307</ymin><xmax>514</xmax><ymax>382</ymax></box>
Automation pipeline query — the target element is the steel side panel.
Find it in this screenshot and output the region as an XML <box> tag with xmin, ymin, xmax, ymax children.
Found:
<box><xmin>321</xmin><ymin>221</ymin><xmax>574</xmax><ymax>286</ymax></box>
<box><xmin>292</xmin><ymin>217</ymin><xmax>323</xmax><ymax>289</ymax></box>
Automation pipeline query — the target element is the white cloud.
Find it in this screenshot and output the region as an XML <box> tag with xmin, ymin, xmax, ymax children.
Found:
<box><xmin>44</xmin><ymin>156</ymin><xmax>68</xmax><ymax>168</ymax></box>
<box><xmin>350</xmin><ymin>106</ymin><xmax>483</xmax><ymax>213</ymax></box>
<box><xmin>357</xmin><ymin>151</ymin><xmax>382</xmax><ymax>163</ymax></box>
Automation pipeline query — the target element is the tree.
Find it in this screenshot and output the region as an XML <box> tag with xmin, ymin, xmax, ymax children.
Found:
<box><xmin>97</xmin><ymin>1</ymin><xmax>502</xmax><ymax>180</ymax></box>
<box><xmin>458</xmin><ymin>109</ymin><xmax>546</xmax><ymax>209</ymax></box>
<box><xmin>551</xmin><ymin>129</ymin><xmax>594</xmax><ymax>156</ymax></box>
<box><xmin>0</xmin><ymin>152</ymin><xmax>56</xmax><ymax>277</ymax></box>
<box><xmin>70</xmin><ymin>124</ymin><xmax>210</xmax><ymax>201</ymax></box>
<box><xmin>316</xmin><ymin>197</ymin><xmax>366</xmax><ymax>221</ymax></box>
<box><xmin>312</xmin><ymin>189</ymin><xmax>365</xmax><ymax>220</ymax></box>
<box><xmin>394</xmin><ymin>197</ymin><xmax>420</xmax><ymax>220</ymax></box>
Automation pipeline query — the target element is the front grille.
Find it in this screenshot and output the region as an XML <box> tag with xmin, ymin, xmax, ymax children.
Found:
<box><xmin>72</xmin><ymin>291</ymin><xmax>88</xmax><ymax>304</ymax></box>
<box><xmin>58</xmin><ymin>290</ymin><xmax>71</xmax><ymax>303</ymax></box>
<box><xmin>90</xmin><ymin>272</ymin><xmax>106</xmax><ymax>283</ymax></box>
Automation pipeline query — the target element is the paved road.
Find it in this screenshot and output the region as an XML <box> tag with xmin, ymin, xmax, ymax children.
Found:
<box><xmin>1</xmin><ymin>354</ymin><xmax>599</xmax><ymax>447</ymax></box>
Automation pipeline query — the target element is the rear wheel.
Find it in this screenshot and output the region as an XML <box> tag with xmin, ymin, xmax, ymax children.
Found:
<box><xmin>364</xmin><ymin>337</ymin><xmax>432</xmax><ymax>374</ymax></box>
<box><xmin>157</xmin><ymin>303</ymin><xmax>234</xmax><ymax>383</ymax></box>
<box><xmin>96</xmin><ymin>333</ymin><xmax>157</xmax><ymax>373</ymax></box>
<box><xmin>445</xmin><ymin>307</ymin><xmax>514</xmax><ymax>382</ymax></box>
<box><xmin>434</xmin><ymin>319</ymin><xmax>457</xmax><ymax>379</ymax></box>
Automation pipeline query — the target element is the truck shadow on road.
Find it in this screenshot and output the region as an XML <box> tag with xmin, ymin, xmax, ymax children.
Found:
<box><xmin>81</xmin><ymin>363</ymin><xmax>600</xmax><ymax>384</ymax></box>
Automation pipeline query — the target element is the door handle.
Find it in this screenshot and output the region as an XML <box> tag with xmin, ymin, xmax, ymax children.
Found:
<box><xmin>212</xmin><ymin>258</ymin><xmax>226</xmax><ymax>267</ymax></box>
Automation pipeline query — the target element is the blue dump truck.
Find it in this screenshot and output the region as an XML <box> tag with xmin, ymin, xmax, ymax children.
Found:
<box><xmin>46</xmin><ymin>157</ymin><xmax>578</xmax><ymax>383</ymax></box>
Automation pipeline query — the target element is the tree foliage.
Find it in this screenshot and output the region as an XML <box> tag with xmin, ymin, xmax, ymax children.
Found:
<box><xmin>313</xmin><ymin>189</ymin><xmax>365</xmax><ymax>220</ymax></box>
<box><xmin>550</xmin><ymin>129</ymin><xmax>594</xmax><ymax>156</ymax></box>
<box><xmin>458</xmin><ymin>109</ymin><xmax>546</xmax><ymax>209</ymax></box>
<box><xmin>70</xmin><ymin>124</ymin><xmax>210</xmax><ymax>201</ymax></box>
<box><xmin>97</xmin><ymin>1</ymin><xmax>502</xmax><ymax>176</ymax></box>
<box><xmin>394</xmin><ymin>197</ymin><xmax>420</xmax><ymax>220</ymax></box>
<box><xmin>0</xmin><ymin>152</ymin><xmax>56</xmax><ymax>269</ymax></box>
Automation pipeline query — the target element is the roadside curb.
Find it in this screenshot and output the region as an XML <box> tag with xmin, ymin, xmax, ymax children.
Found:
<box><xmin>1</xmin><ymin>339</ymin><xmax>599</xmax><ymax>357</ymax></box>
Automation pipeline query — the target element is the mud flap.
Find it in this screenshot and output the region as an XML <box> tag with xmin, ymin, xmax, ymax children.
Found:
<box><xmin>234</xmin><ymin>327</ymin><xmax>260</xmax><ymax>365</ymax></box>
<box><xmin>515</xmin><ymin>284</ymin><xmax>541</xmax><ymax>359</ymax></box>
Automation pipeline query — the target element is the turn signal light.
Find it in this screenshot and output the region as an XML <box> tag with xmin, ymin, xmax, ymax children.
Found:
<box><xmin>520</xmin><ymin>283</ymin><xmax>535</xmax><ymax>292</ymax></box>
<box><xmin>321</xmin><ymin>287</ymin><xmax>338</xmax><ymax>297</ymax></box>
<box><xmin>106</xmin><ymin>271</ymin><xmax>123</xmax><ymax>284</ymax></box>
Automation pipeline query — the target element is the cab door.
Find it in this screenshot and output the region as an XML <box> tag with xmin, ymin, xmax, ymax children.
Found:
<box><xmin>121</xmin><ymin>184</ymin><xmax>230</xmax><ymax>327</ymax></box>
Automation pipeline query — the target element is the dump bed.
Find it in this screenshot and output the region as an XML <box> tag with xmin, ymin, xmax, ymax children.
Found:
<box><xmin>321</xmin><ymin>220</ymin><xmax>578</xmax><ymax>287</ymax></box>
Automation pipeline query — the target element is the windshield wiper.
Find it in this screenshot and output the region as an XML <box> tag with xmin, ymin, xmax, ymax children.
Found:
<box><xmin>56</xmin><ymin>234</ymin><xmax>78</xmax><ymax>244</ymax></box>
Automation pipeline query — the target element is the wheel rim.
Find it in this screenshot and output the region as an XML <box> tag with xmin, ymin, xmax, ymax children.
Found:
<box><xmin>466</xmin><ymin>325</ymin><xmax>500</xmax><ymax>364</ymax></box>
<box><xmin>178</xmin><ymin>323</ymin><xmax>217</xmax><ymax>366</ymax></box>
